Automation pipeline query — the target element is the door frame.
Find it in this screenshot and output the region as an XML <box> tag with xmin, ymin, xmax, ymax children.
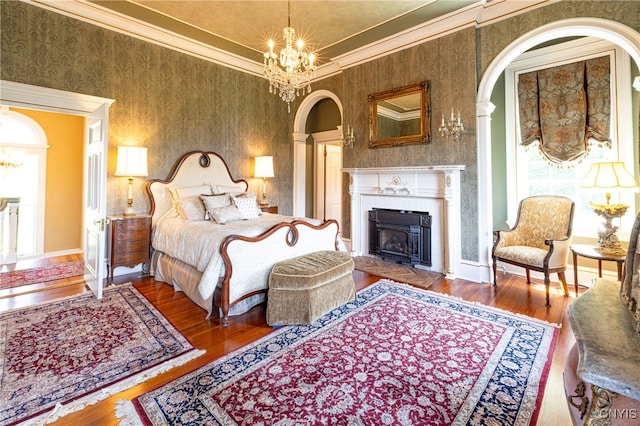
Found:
<box><xmin>0</xmin><ymin>80</ymin><xmax>115</xmax><ymax>286</ymax></box>
<box><xmin>311</xmin><ymin>129</ymin><xmax>342</xmax><ymax>222</ymax></box>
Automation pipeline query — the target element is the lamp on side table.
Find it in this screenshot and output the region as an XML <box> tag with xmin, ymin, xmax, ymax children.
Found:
<box><xmin>582</xmin><ymin>161</ymin><xmax>638</xmax><ymax>255</ymax></box>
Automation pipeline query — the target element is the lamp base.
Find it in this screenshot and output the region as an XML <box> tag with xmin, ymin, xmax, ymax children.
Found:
<box><xmin>124</xmin><ymin>201</ymin><xmax>136</xmax><ymax>216</ymax></box>
<box><xmin>590</xmin><ymin>202</ymin><xmax>629</xmax><ymax>256</ymax></box>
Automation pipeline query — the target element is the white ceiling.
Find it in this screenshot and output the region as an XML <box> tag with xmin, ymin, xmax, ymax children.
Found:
<box><xmin>28</xmin><ymin>0</ymin><xmax>554</xmax><ymax>78</ymax></box>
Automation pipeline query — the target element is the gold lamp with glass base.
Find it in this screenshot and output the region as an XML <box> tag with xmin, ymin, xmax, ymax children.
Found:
<box><xmin>582</xmin><ymin>161</ymin><xmax>638</xmax><ymax>255</ymax></box>
<box><xmin>254</xmin><ymin>156</ymin><xmax>274</xmax><ymax>206</ymax></box>
<box><xmin>115</xmin><ymin>146</ymin><xmax>148</xmax><ymax>215</ymax></box>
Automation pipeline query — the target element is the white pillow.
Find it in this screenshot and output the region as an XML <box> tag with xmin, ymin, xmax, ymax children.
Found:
<box><xmin>170</xmin><ymin>185</ymin><xmax>213</xmax><ymax>200</ymax></box>
<box><xmin>232</xmin><ymin>193</ymin><xmax>261</xmax><ymax>220</ymax></box>
<box><xmin>173</xmin><ymin>196</ymin><xmax>206</xmax><ymax>221</ymax></box>
<box><xmin>214</xmin><ymin>184</ymin><xmax>246</xmax><ymax>195</ymax></box>
<box><xmin>200</xmin><ymin>194</ymin><xmax>232</xmax><ymax>220</ymax></box>
<box><xmin>209</xmin><ymin>205</ymin><xmax>243</xmax><ymax>224</ymax></box>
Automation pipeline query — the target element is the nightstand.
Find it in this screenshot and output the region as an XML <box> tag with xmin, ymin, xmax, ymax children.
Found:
<box><xmin>260</xmin><ymin>205</ymin><xmax>278</xmax><ymax>214</ymax></box>
<box><xmin>107</xmin><ymin>214</ymin><xmax>151</xmax><ymax>282</ymax></box>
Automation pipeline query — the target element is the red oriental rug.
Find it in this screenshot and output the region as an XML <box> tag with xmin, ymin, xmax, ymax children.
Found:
<box><xmin>0</xmin><ymin>260</ymin><xmax>85</xmax><ymax>290</ymax></box>
<box><xmin>117</xmin><ymin>280</ymin><xmax>558</xmax><ymax>425</ymax></box>
<box><xmin>0</xmin><ymin>284</ymin><xmax>204</xmax><ymax>425</ymax></box>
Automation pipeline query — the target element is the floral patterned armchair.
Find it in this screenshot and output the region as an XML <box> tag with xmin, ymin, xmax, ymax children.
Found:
<box><xmin>492</xmin><ymin>195</ymin><xmax>575</xmax><ymax>307</ymax></box>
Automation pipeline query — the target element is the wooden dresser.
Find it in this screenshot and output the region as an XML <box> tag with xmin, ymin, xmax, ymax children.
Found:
<box><xmin>107</xmin><ymin>214</ymin><xmax>151</xmax><ymax>282</ymax></box>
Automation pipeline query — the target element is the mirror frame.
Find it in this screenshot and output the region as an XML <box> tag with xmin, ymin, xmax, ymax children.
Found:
<box><xmin>368</xmin><ymin>81</ymin><xmax>431</xmax><ymax>149</ymax></box>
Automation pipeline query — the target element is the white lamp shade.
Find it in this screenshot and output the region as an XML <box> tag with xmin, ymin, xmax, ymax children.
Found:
<box><xmin>582</xmin><ymin>161</ymin><xmax>638</xmax><ymax>190</ymax></box>
<box><xmin>115</xmin><ymin>146</ymin><xmax>148</xmax><ymax>177</ymax></box>
<box><xmin>254</xmin><ymin>156</ymin><xmax>274</xmax><ymax>178</ymax></box>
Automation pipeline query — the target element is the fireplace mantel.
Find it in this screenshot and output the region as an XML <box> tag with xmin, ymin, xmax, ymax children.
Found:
<box><xmin>343</xmin><ymin>165</ymin><xmax>464</xmax><ymax>278</ymax></box>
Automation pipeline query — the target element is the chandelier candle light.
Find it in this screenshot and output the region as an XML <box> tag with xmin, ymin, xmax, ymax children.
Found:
<box><xmin>115</xmin><ymin>146</ymin><xmax>148</xmax><ymax>216</ymax></box>
<box><xmin>582</xmin><ymin>161</ymin><xmax>638</xmax><ymax>255</ymax></box>
<box><xmin>438</xmin><ymin>108</ymin><xmax>464</xmax><ymax>142</ymax></box>
<box><xmin>254</xmin><ymin>156</ymin><xmax>275</xmax><ymax>206</ymax></box>
<box><xmin>264</xmin><ymin>0</ymin><xmax>317</xmax><ymax>112</ymax></box>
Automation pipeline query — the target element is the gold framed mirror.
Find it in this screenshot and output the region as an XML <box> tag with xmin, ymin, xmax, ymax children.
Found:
<box><xmin>368</xmin><ymin>81</ymin><xmax>431</xmax><ymax>148</ymax></box>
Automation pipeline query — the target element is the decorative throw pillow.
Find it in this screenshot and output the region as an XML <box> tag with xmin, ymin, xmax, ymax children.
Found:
<box><xmin>174</xmin><ymin>196</ymin><xmax>206</xmax><ymax>221</ymax></box>
<box><xmin>200</xmin><ymin>193</ymin><xmax>231</xmax><ymax>220</ymax></box>
<box><xmin>232</xmin><ymin>193</ymin><xmax>261</xmax><ymax>220</ymax></box>
<box><xmin>209</xmin><ymin>205</ymin><xmax>244</xmax><ymax>224</ymax></box>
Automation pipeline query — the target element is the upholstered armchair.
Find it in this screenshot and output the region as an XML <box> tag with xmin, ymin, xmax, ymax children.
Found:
<box><xmin>492</xmin><ymin>195</ymin><xmax>575</xmax><ymax>307</ymax></box>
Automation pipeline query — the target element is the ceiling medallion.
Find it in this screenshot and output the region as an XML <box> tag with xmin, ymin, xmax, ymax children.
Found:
<box><xmin>263</xmin><ymin>0</ymin><xmax>317</xmax><ymax>112</ymax></box>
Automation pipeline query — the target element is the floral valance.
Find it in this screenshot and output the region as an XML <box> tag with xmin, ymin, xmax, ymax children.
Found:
<box><xmin>518</xmin><ymin>56</ymin><xmax>611</xmax><ymax>167</ymax></box>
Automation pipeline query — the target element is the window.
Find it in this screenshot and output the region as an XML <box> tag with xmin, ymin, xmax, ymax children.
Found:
<box><xmin>505</xmin><ymin>37</ymin><xmax>635</xmax><ymax>240</ymax></box>
<box><xmin>0</xmin><ymin>108</ymin><xmax>48</xmax><ymax>257</ymax></box>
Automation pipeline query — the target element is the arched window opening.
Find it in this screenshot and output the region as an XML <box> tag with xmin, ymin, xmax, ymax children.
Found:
<box><xmin>0</xmin><ymin>107</ymin><xmax>48</xmax><ymax>258</ymax></box>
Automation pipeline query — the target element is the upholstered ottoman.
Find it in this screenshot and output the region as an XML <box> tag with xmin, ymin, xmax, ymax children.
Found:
<box><xmin>266</xmin><ymin>250</ymin><xmax>356</xmax><ymax>326</ymax></box>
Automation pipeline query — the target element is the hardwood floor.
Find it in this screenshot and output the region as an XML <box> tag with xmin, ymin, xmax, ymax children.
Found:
<box><xmin>1</xmin><ymin>266</ymin><xmax>584</xmax><ymax>425</ymax></box>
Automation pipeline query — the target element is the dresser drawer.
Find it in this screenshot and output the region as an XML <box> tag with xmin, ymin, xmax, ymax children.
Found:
<box><xmin>112</xmin><ymin>250</ymin><xmax>149</xmax><ymax>265</ymax></box>
<box><xmin>114</xmin><ymin>227</ymin><xmax>149</xmax><ymax>242</ymax></box>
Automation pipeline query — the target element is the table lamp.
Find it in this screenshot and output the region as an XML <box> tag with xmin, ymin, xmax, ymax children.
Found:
<box><xmin>254</xmin><ymin>156</ymin><xmax>274</xmax><ymax>206</ymax></box>
<box><xmin>582</xmin><ymin>161</ymin><xmax>638</xmax><ymax>255</ymax></box>
<box><xmin>115</xmin><ymin>146</ymin><xmax>148</xmax><ymax>215</ymax></box>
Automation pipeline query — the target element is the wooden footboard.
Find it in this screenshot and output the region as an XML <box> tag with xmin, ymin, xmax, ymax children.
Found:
<box><xmin>215</xmin><ymin>219</ymin><xmax>341</xmax><ymax>326</ymax></box>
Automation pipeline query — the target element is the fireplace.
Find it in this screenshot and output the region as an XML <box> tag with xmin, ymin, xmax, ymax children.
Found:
<box><xmin>368</xmin><ymin>208</ymin><xmax>431</xmax><ymax>267</ymax></box>
<box><xmin>343</xmin><ymin>165</ymin><xmax>464</xmax><ymax>277</ymax></box>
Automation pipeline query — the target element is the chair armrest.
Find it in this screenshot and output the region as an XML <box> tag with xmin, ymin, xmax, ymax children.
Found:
<box><xmin>545</xmin><ymin>236</ymin><xmax>572</xmax><ymax>268</ymax></box>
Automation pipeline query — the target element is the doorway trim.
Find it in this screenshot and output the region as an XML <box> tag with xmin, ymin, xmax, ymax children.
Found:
<box><xmin>475</xmin><ymin>18</ymin><xmax>640</xmax><ymax>284</ymax></box>
<box><xmin>292</xmin><ymin>90</ymin><xmax>344</xmax><ymax>217</ymax></box>
<box><xmin>0</xmin><ymin>80</ymin><xmax>115</xmax><ymax>262</ymax></box>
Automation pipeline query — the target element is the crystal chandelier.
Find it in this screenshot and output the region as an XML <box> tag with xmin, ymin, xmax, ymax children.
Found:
<box><xmin>263</xmin><ymin>0</ymin><xmax>317</xmax><ymax>113</ymax></box>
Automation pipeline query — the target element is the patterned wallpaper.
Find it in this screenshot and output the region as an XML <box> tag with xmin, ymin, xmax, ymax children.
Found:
<box><xmin>1</xmin><ymin>0</ymin><xmax>292</xmax><ymax>218</ymax></box>
<box><xmin>2</xmin><ymin>0</ymin><xmax>638</xmax><ymax>263</ymax></box>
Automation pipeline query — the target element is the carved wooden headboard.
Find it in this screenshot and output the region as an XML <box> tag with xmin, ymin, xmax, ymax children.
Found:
<box><xmin>146</xmin><ymin>151</ymin><xmax>248</xmax><ymax>226</ymax></box>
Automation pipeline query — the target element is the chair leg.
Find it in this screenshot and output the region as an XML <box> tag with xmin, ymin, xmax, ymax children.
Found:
<box><xmin>558</xmin><ymin>272</ymin><xmax>569</xmax><ymax>297</ymax></box>
<box><xmin>526</xmin><ymin>269</ymin><xmax>531</xmax><ymax>284</ymax></box>
<box><xmin>492</xmin><ymin>258</ymin><xmax>497</xmax><ymax>287</ymax></box>
<box><xmin>544</xmin><ymin>272</ymin><xmax>551</xmax><ymax>307</ymax></box>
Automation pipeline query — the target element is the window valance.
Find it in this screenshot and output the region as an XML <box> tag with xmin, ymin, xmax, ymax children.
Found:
<box><xmin>517</xmin><ymin>56</ymin><xmax>611</xmax><ymax>167</ymax></box>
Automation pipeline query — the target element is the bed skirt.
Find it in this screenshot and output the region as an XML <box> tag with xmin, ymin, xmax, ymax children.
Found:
<box><xmin>151</xmin><ymin>251</ymin><xmax>266</xmax><ymax>320</ymax></box>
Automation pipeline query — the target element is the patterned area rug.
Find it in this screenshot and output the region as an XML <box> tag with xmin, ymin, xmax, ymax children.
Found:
<box><xmin>353</xmin><ymin>256</ymin><xmax>441</xmax><ymax>289</ymax></box>
<box><xmin>0</xmin><ymin>260</ymin><xmax>85</xmax><ymax>290</ymax></box>
<box><xmin>117</xmin><ymin>280</ymin><xmax>558</xmax><ymax>425</ymax></box>
<box><xmin>0</xmin><ymin>284</ymin><xmax>204</xmax><ymax>425</ymax></box>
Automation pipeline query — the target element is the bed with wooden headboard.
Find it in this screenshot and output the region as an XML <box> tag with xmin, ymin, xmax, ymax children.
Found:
<box><xmin>146</xmin><ymin>151</ymin><xmax>343</xmax><ymax>326</ymax></box>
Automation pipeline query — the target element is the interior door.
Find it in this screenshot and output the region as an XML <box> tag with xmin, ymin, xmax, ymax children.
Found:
<box><xmin>84</xmin><ymin>103</ymin><xmax>109</xmax><ymax>298</ymax></box>
<box><xmin>324</xmin><ymin>144</ymin><xmax>343</xmax><ymax>231</ymax></box>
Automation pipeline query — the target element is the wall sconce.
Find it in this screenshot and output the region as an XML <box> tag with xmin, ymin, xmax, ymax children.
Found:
<box><xmin>254</xmin><ymin>156</ymin><xmax>274</xmax><ymax>206</ymax></box>
<box><xmin>582</xmin><ymin>161</ymin><xmax>639</xmax><ymax>255</ymax></box>
<box><xmin>115</xmin><ymin>146</ymin><xmax>148</xmax><ymax>215</ymax></box>
<box><xmin>342</xmin><ymin>125</ymin><xmax>355</xmax><ymax>149</ymax></box>
<box><xmin>438</xmin><ymin>108</ymin><xmax>464</xmax><ymax>142</ymax></box>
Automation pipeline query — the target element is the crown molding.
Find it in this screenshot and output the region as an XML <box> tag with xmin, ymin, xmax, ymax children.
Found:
<box><xmin>22</xmin><ymin>0</ymin><xmax>556</xmax><ymax>80</ymax></box>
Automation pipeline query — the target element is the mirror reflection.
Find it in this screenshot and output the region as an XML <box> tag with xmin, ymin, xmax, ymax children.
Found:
<box><xmin>368</xmin><ymin>81</ymin><xmax>431</xmax><ymax>148</ymax></box>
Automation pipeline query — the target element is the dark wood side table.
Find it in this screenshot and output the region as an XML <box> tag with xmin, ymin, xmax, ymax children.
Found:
<box><xmin>570</xmin><ymin>244</ymin><xmax>625</xmax><ymax>295</ymax></box>
<box><xmin>260</xmin><ymin>205</ymin><xmax>278</xmax><ymax>214</ymax></box>
<box><xmin>107</xmin><ymin>214</ymin><xmax>151</xmax><ymax>283</ymax></box>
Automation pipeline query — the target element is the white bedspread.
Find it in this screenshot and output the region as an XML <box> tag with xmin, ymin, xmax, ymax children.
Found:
<box><xmin>152</xmin><ymin>214</ymin><xmax>316</xmax><ymax>300</ymax></box>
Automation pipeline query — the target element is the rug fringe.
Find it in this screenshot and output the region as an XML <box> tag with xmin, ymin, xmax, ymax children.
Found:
<box><xmin>375</xmin><ymin>279</ymin><xmax>563</xmax><ymax>328</ymax></box>
<box><xmin>115</xmin><ymin>400</ymin><xmax>140</xmax><ymax>426</ymax></box>
<box><xmin>26</xmin><ymin>349</ymin><xmax>205</xmax><ymax>425</ymax></box>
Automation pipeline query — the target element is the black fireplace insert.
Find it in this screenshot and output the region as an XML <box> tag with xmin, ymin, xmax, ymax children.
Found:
<box><xmin>368</xmin><ymin>208</ymin><xmax>431</xmax><ymax>267</ymax></box>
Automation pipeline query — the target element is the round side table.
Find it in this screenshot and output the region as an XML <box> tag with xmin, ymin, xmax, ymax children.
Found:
<box><xmin>570</xmin><ymin>244</ymin><xmax>626</xmax><ymax>296</ymax></box>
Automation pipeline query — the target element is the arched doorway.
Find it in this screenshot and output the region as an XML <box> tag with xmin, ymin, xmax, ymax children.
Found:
<box><xmin>476</xmin><ymin>18</ymin><xmax>640</xmax><ymax>283</ymax></box>
<box><xmin>292</xmin><ymin>90</ymin><xmax>344</xmax><ymax>218</ymax></box>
